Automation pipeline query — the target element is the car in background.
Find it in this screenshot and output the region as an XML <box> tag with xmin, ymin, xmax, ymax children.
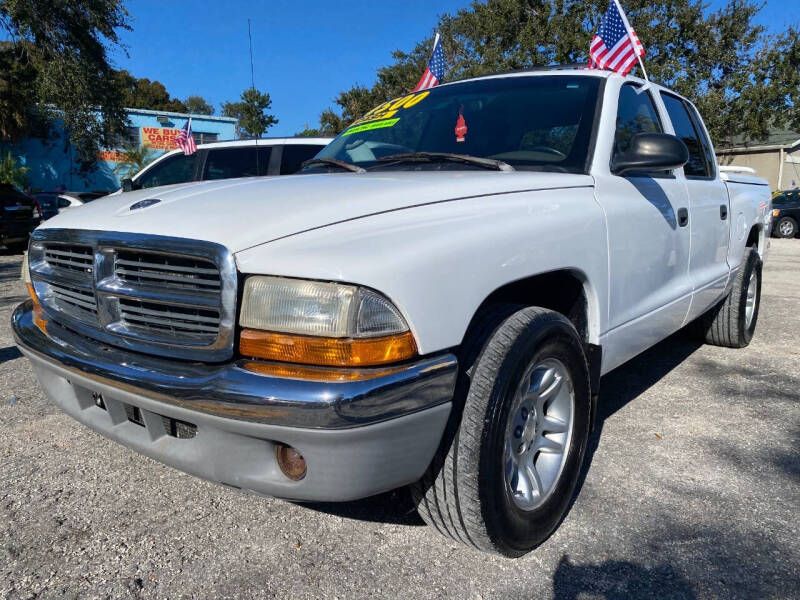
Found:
<box><xmin>33</xmin><ymin>191</ymin><xmax>105</xmax><ymax>220</ymax></box>
<box><xmin>771</xmin><ymin>189</ymin><xmax>800</xmax><ymax>238</ymax></box>
<box><xmin>0</xmin><ymin>183</ymin><xmax>42</xmax><ymax>251</ymax></box>
<box><xmin>120</xmin><ymin>137</ymin><xmax>331</xmax><ymax>192</ymax></box>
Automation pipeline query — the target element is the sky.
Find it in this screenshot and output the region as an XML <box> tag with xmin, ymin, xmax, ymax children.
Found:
<box><xmin>110</xmin><ymin>0</ymin><xmax>796</xmax><ymax>137</ymax></box>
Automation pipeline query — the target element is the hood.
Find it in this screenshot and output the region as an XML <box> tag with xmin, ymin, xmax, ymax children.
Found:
<box><xmin>40</xmin><ymin>171</ymin><xmax>592</xmax><ymax>253</ymax></box>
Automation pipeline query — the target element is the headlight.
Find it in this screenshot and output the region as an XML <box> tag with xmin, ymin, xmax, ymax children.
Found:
<box><xmin>238</xmin><ymin>276</ymin><xmax>416</xmax><ymax>367</ymax></box>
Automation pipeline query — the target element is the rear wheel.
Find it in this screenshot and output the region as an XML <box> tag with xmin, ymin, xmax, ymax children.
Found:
<box><xmin>696</xmin><ymin>247</ymin><xmax>762</xmax><ymax>348</ymax></box>
<box><xmin>774</xmin><ymin>217</ymin><xmax>797</xmax><ymax>238</ymax></box>
<box><xmin>412</xmin><ymin>306</ymin><xmax>591</xmax><ymax>556</ymax></box>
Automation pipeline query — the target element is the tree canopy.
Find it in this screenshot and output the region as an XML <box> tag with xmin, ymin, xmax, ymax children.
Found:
<box><xmin>0</xmin><ymin>0</ymin><xmax>131</xmax><ymax>170</ymax></box>
<box><xmin>184</xmin><ymin>95</ymin><xmax>215</xmax><ymax>115</ymax></box>
<box><xmin>222</xmin><ymin>88</ymin><xmax>278</xmax><ymax>138</ymax></box>
<box><xmin>113</xmin><ymin>70</ymin><xmax>188</xmax><ymax>113</ymax></box>
<box><xmin>312</xmin><ymin>0</ymin><xmax>799</xmax><ymax>146</ymax></box>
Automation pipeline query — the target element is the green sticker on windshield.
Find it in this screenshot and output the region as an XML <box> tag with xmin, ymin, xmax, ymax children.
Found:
<box><xmin>342</xmin><ymin>118</ymin><xmax>400</xmax><ymax>136</ymax></box>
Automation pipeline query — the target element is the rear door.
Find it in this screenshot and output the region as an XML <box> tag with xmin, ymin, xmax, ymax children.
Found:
<box><xmin>660</xmin><ymin>93</ymin><xmax>730</xmax><ymax>321</ymax></box>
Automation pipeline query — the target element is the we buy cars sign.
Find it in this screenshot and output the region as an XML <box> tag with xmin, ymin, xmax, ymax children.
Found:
<box><xmin>140</xmin><ymin>127</ymin><xmax>181</xmax><ymax>151</ymax></box>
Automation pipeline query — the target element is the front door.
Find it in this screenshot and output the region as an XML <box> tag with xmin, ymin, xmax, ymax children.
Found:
<box><xmin>595</xmin><ymin>83</ymin><xmax>693</xmax><ymax>372</ymax></box>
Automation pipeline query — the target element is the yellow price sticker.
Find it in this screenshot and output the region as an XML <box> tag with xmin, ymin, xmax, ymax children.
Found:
<box><xmin>342</xmin><ymin>118</ymin><xmax>400</xmax><ymax>136</ymax></box>
<box><xmin>349</xmin><ymin>90</ymin><xmax>430</xmax><ymax>128</ymax></box>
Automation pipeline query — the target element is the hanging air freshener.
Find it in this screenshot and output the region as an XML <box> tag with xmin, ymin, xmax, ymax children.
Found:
<box><xmin>455</xmin><ymin>107</ymin><xmax>467</xmax><ymax>143</ymax></box>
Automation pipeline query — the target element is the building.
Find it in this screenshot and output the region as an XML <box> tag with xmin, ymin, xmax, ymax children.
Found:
<box><xmin>12</xmin><ymin>108</ymin><xmax>237</xmax><ymax>194</ymax></box>
<box><xmin>716</xmin><ymin>129</ymin><xmax>800</xmax><ymax>192</ymax></box>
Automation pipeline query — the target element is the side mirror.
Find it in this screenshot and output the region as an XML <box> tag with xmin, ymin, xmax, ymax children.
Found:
<box><xmin>611</xmin><ymin>133</ymin><xmax>689</xmax><ymax>176</ymax></box>
<box><xmin>121</xmin><ymin>178</ymin><xmax>134</xmax><ymax>192</ymax></box>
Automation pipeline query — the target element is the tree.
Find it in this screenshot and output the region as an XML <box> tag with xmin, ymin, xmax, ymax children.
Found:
<box><xmin>113</xmin><ymin>141</ymin><xmax>157</xmax><ymax>180</ymax></box>
<box><xmin>311</xmin><ymin>0</ymin><xmax>799</xmax><ymax>145</ymax></box>
<box><xmin>184</xmin><ymin>95</ymin><xmax>215</xmax><ymax>115</ymax></box>
<box><xmin>222</xmin><ymin>88</ymin><xmax>278</xmax><ymax>137</ymax></box>
<box><xmin>0</xmin><ymin>0</ymin><xmax>131</xmax><ymax>171</ymax></box>
<box><xmin>0</xmin><ymin>152</ymin><xmax>29</xmax><ymax>187</ymax></box>
<box><xmin>114</xmin><ymin>70</ymin><xmax>187</xmax><ymax>112</ymax></box>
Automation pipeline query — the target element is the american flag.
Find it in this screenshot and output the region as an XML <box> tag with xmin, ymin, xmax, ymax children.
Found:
<box><xmin>413</xmin><ymin>33</ymin><xmax>446</xmax><ymax>91</ymax></box>
<box><xmin>176</xmin><ymin>118</ymin><xmax>197</xmax><ymax>155</ymax></box>
<box><xmin>589</xmin><ymin>0</ymin><xmax>645</xmax><ymax>76</ymax></box>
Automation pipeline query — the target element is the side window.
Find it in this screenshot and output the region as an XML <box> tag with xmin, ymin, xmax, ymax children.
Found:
<box><xmin>661</xmin><ymin>94</ymin><xmax>711</xmax><ymax>178</ymax></box>
<box><xmin>281</xmin><ymin>144</ymin><xmax>324</xmax><ymax>174</ymax></box>
<box><xmin>203</xmin><ymin>147</ymin><xmax>272</xmax><ymax>180</ymax></box>
<box><xmin>614</xmin><ymin>84</ymin><xmax>662</xmax><ymax>156</ymax></box>
<box><xmin>137</xmin><ymin>154</ymin><xmax>198</xmax><ymax>189</ymax></box>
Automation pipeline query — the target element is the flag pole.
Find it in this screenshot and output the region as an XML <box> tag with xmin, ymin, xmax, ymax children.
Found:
<box><xmin>613</xmin><ymin>0</ymin><xmax>648</xmax><ymax>81</ymax></box>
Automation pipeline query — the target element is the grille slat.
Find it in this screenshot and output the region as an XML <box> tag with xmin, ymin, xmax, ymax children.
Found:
<box><xmin>31</xmin><ymin>235</ymin><xmax>232</xmax><ymax>360</ymax></box>
<box><xmin>43</xmin><ymin>244</ymin><xmax>94</xmax><ymax>276</ymax></box>
<box><xmin>49</xmin><ymin>282</ymin><xmax>98</xmax><ymax>322</ymax></box>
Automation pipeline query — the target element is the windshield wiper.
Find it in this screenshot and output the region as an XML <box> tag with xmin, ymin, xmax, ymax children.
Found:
<box><xmin>301</xmin><ymin>157</ymin><xmax>365</xmax><ymax>173</ymax></box>
<box><xmin>374</xmin><ymin>152</ymin><xmax>515</xmax><ymax>172</ymax></box>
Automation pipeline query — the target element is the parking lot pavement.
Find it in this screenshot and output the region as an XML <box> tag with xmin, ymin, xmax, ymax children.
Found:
<box><xmin>0</xmin><ymin>241</ymin><xmax>798</xmax><ymax>600</ymax></box>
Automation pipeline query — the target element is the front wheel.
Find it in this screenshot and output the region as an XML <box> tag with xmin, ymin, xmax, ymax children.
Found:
<box><xmin>412</xmin><ymin>307</ymin><xmax>591</xmax><ymax>556</ymax></box>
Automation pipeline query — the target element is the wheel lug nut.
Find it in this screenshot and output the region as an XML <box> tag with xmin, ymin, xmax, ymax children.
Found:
<box><xmin>514</xmin><ymin>426</ymin><xmax>523</xmax><ymax>438</ymax></box>
<box><xmin>517</xmin><ymin>443</ymin><xmax>525</xmax><ymax>453</ymax></box>
<box><xmin>521</xmin><ymin>408</ymin><xmax>528</xmax><ymax>419</ymax></box>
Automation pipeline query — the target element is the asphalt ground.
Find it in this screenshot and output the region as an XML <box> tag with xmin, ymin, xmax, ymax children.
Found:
<box><xmin>1</xmin><ymin>240</ymin><xmax>798</xmax><ymax>599</ymax></box>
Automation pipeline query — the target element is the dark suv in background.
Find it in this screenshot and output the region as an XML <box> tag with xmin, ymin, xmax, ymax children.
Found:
<box><xmin>771</xmin><ymin>189</ymin><xmax>800</xmax><ymax>238</ymax></box>
<box><xmin>0</xmin><ymin>184</ymin><xmax>42</xmax><ymax>252</ymax></box>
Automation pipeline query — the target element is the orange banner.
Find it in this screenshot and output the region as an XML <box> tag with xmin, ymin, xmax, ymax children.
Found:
<box><xmin>140</xmin><ymin>127</ymin><xmax>181</xmax><ymax>151</ymax></box>
<box><xmin>97</xmin><ymin>150</ymin><xmax>127</xmax><ymax>163</ymax></box>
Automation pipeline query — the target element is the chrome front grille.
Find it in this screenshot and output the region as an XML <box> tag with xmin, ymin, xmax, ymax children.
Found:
<box><xmin>115</xmin><ymin>250</ymin><xmax>222</xmax><ymax>292</ymax></box>
<box><xmin>118</xmin><ymin>298</ymin><xmax>221</xmax><ymax>341</ymax></box>
<box><xmin>43</xmin><ymin>244</ymin><xmax>94</xmax><ymax>274</ymax></box>
<box><xmin>28</xmin><ymin>230</ymin><xmax>237</xmax><ymax>362</ymax></box>
<box><xmin>49</xmin><ymin>282</ymin><xmax>98</xmax><ymax>322</ymax></box>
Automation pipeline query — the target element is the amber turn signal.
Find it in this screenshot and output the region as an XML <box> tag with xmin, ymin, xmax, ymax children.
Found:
<box><xmin>241</xmin><ymin>361</ymin><xmax>406</xmax><ymax>382</ymax></box>
<box><xmin>239</xmin><ymin>329</ymin><xmax>417</xmax><ymax>367</ymax></box>
<box><xmin>27</xmin><ymin>283</ymin><xmax>47</xmax><ymax>333</ymax></box>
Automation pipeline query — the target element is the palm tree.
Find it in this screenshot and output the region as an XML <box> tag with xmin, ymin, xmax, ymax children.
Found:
<box><xmin>114</xmin><ymin>142</ymin><xmax>158</xmax><ymax>180</ymax></box>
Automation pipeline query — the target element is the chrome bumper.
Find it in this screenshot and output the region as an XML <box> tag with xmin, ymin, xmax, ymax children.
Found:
<box><xmin>12</xmin><ymin>301</ymin><xmax>457</xmax><ymax>501</ymax></box>
<box><xmin>12</xmin><ymin>301</ymin><xmax>457</xmax><ymax>429</ymax></box>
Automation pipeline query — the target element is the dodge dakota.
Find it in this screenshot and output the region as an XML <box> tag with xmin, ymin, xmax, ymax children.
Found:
<box><xmin>13</xmin><ymin>69</ymin><xmax>771</xmax><ymax>556</ymax></box>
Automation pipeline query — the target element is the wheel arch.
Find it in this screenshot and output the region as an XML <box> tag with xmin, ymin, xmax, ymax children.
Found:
<box><xmin>463</xmin><ymin>269</ymin><xmax>601</xmax><ymax>347</ymax></box>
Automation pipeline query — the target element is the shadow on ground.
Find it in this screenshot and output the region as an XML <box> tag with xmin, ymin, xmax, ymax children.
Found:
<box><xmin>551</xmin><ymin>555</ymin><xmax>697</xmax><ymax>599</ymax></box>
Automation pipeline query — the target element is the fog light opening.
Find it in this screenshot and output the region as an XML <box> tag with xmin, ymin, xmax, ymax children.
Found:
<box><xmin>276</xmin><ymin>443</ymin><xmax>307</xmax><ymax>481</ymax></box>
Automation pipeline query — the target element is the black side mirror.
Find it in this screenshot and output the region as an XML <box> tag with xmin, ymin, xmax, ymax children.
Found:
<box><xmin>611</xmin><ymin>133</ymin><xmax>689</xmax><ymax>176</ymax></box>
<box><xmin>121</xmin><ymin>178</ymin><xmax>134</xmax><ymax>192</ymax></box>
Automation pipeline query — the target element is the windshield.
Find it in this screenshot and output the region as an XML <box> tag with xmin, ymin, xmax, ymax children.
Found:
<box><xmin>313</xmin><ymin>75</ymin><xmax>601</xmax><ymax>174</ymax></box>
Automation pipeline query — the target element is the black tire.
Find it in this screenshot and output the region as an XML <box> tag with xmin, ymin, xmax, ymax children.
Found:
<box><xmin>773</xmin><ymin>216</ymin><xmax>797</xmax><ymax>239</ymax></box>
<box><xmin>696</xmin><ymin>247</ymin><xmax>762</xmax><ymax>348</ymax></box>
<box><xmin>412</xmin><ymin>306</ymin><xmax>591</xmax><ymax>556</ymax></box>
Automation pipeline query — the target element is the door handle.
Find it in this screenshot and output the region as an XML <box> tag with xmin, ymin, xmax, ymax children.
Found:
<box><xmin>678</xmin><ymin>207</ymin><xmax>689</xmax><ymax>227</ymax></box>
<box><xmin>720</xmin><ymin>204</ymin><xmax>728</xmax><ymax>220</ymax></box>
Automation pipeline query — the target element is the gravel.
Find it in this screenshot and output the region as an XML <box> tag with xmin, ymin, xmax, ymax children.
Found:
<box><xmin>1</xmin><ymin>241</ymin><xmax>798</xmax><ymax>599</ymax></box>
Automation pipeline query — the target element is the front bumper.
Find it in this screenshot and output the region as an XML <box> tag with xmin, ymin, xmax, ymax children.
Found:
<box><xmin>12</xmin><ymin>301</ymin><xmax>457</xmax><ymax>501</ymax></box>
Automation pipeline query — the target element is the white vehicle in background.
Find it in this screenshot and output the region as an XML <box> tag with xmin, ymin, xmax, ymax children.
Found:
<box><xmin>15</xmin><ymin>68</ymin><xmax>771</xmax><ymax>557</ymax></box>
<box><xmin>118</xmin><ymin>137</ymin><xmax>331</xmax><ymax>192</ymax></box>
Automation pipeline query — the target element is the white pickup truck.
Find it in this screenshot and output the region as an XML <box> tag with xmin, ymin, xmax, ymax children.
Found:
<box><xmin>14</xmin><ymin>69</ymin><xmax>771</xmax><ymax>557</ymax></box>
